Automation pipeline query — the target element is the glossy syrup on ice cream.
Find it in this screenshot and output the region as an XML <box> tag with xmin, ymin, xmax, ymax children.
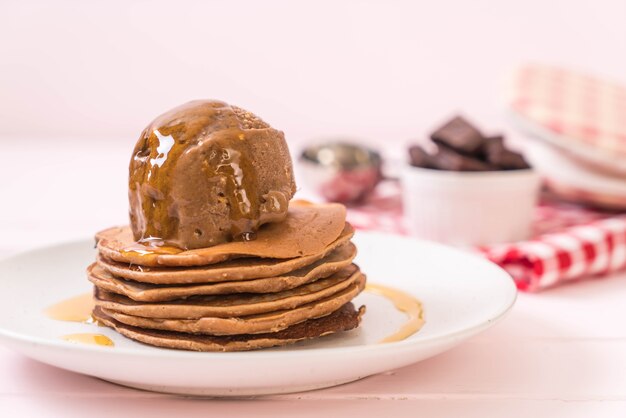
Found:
<box><xmin>128</xmin><ymin>100</ymin><xmax>296</xmax><ymax>250</ymax></box>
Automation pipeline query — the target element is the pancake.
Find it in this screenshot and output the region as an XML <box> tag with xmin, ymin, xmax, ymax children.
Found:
<box><xmin>99</xmin><ymin>274</ymin><xmax>366</xmax><ymax>335</ymax></box>
<box><xmin>93</xmin><ymin>265</ymin><xmax>361</xmax><ymax>318</ymax></box>
<box><xmin>93</xmin><ymin>303</ymin><xmax>365</xmax><ymax>352</ymax></box>
<box><xmin>96</xmin><ymin>201</ymin><xmax>347</xmax><ymax>267</ymax></box>
<box><xmin>96</xmin><ymin>230</ymin><xmax>354</xmax><ymax>284</ymax></box>
<box><xmin>88</xmin><ymin>244</ymin><xmax>357</xmax><ymax>302</ymax></box>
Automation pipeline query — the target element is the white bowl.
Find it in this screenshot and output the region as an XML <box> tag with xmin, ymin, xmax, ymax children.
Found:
<box><xmin>401</xmin><ymin>165</ymin><xmax>541</xmax><ymax>246</ymax></box>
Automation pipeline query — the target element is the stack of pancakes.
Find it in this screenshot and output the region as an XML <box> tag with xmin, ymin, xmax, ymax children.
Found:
<box><xmin>88</xmin><ymin>201</ymin><xmax>366</xmax><ymax>351</ymax></box>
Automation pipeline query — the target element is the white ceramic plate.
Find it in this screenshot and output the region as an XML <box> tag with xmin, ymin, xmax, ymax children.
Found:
<box><xmin>0</xmin><ymin>231</ymin><xmax>516</xmax><ymax>396</ymax></box>
<box><xmin>507</xmin><ymin>109</ymin><xmax>626</xmax><ymax>176</ymax></box>
<box><xmin>525</xmin><ymin>141</ymin><xmax>626</xmax><ymax>202</ymax></box>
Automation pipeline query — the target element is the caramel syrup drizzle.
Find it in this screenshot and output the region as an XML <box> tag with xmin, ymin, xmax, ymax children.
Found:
<box><xmin>45</xmin><ymin>293</ymin><xmax>114</xmax><ymax>347</ymax></box>
<box><xmin>128</xmin><ymin>101</ymin><xmax>266</xmax><ymax>246</ymax></box>
<box><xmin>46</xmin><ymin>284</ymin><xmax>423</xmax><ymax>347</ymax></box>
<box><xmin>44</xmin><ymin>293</ymin><xmax>95</xmax><ymax>323</ymax></box>
<box><xmin>365</xmin><ymin>283</ymin><xmax>425</xmax><ymax>343</ymax></box>
<box><xmin>62</xmin><ymin>333</ymin><xmax>114</xmax><ymax>347</ymax></box>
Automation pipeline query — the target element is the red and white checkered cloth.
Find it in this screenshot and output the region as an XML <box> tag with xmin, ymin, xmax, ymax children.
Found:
<box><xmin>508</xmin><ymin>64</ymin><xmax>626</xmax><ymax>158</ymax></box>
<box><xmin>481</xmin><ymin>214</ymin><xmax>626</xmax><ymax>292</ymax></box>
<box><xmin>347</xmin><ymin>181</ymin><xmax>626</xmax><ymax>292</ymax></box>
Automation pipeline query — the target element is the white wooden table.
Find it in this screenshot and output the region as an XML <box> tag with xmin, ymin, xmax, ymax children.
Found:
<box><xmin>1</xmin><ymin>138</ymin><xmax>626</xmax><ymax>417</ymax></box>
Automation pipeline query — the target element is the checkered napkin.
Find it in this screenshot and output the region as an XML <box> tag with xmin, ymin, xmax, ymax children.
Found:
<box><xmin>480</xmin><ymin>207</ymin><xmax>626</xmax><ymax>292</ymax></box>
<box><xmin>347</xmin><ymin>182</ymin><xmax>626</xmax><ymax>292</ymax></box>
<box><xmin>508</xmin><ymin>64</ymin><xmax>626</xmax><ymax>157</ymax></box>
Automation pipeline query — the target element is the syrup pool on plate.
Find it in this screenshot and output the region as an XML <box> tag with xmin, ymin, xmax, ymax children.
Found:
<box><xmin>365</xmin><ymin>284</ymin><xmax>425</xmax><ymax>343</ymax></box>
<box><xmin>45</xmin><ymin>293</ymin><xmax>114</xmax><ymax>347</ymax></box>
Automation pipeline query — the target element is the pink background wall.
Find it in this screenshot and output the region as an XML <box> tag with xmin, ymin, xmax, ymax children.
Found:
<box><xmin>2</xmin><ymin>0</ymin><xmax>626</xmax><ymax>146</ymax></box>
<box><xmin>2</xmin><ymin>4</ymin><xmax>626</xmax><ymax>413</ymax></box>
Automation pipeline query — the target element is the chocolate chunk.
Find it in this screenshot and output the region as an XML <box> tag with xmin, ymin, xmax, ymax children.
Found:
<box><xmin>432</xmin><ymin>144</ymin><xmax>495</xmax><ymax>171</ymax></box>
<box><xmin>430</xmin><ymin>116</ymin><xmax>485</xmax><ymax>156</ymax></box>
<box><xmin>409</xmin><ymin>117</ymin><xmax>531</xmax><ymax>172</ymax></box>
<box><xmin>483</xmin><ymin>135</ymin><xmax>505</xmax><ymax>150</ymax></box>
<box><xmin>408</xmin><ymin>145</ymin><xmax>436</xmax><ymax>168</ymax></box>
<box><xmin>481</xmin><ymin>135</ymin><xmax>505</xmax><ymax>162</ymax></box>
<box><xmin>494</xmin><ymin>150</ymin><xmax>531</xmax><ymax>170</ymax></box>
<box><xmin>484</xmin><ymin>136</ymin><xmax>531</xmax><ymax>170</ymax></box>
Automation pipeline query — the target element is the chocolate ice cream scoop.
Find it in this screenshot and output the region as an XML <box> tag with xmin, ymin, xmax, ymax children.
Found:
<box><xmin>128</xmin><ymin>100</ymin><xmax>296</xmax><ymax>249</ymax></box>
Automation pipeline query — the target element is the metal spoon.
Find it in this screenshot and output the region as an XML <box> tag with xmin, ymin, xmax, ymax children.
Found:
<box><xmin>299</xmin><ymin>141</ymin><xmax>384</xmax><ymax>204</ymax></box>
